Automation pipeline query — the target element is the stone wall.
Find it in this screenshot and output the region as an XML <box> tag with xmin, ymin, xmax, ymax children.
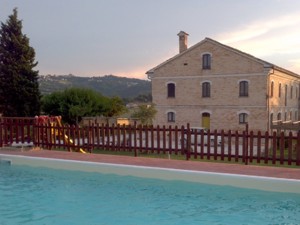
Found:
<box><xmin>149</xmin><ymin>38</ymin><xmax>300</xmax><ymax>132</ymax></box>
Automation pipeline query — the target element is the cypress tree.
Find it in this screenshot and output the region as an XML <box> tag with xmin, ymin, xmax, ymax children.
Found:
<box><xmin>0</xmin><ymin>8</ymin><xmax>41</xmax><ymax>117</ymax></box>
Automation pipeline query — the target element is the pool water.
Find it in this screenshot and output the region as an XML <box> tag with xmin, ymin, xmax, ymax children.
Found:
<box><xmin>0</xmin><ymin>164</ymin><xmax>300</xmax><ymax>225</ymax></box>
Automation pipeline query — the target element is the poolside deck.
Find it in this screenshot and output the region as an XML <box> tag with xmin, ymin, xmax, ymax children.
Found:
<box><xmin>0</xmin><ymin>148</ymin><xmax>299</xmax><ymax>180</ymax></box>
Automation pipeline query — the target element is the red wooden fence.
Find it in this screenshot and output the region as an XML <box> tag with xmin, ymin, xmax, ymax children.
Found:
<box><xmin>1</xmin><ymin>117</ymin><xmax>300</xmax><ymax>166</ymax></box>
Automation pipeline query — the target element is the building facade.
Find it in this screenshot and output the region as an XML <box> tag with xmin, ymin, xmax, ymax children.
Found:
<box><xmin>146</xmin><ymin>31</ymin><xmax>300</xmax><ymax>132</ymax></box>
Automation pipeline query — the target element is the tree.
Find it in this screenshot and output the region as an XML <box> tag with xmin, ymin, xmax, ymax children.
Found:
<box><xmin>0</xmin><ymin>8</ymin><xmax>41</xmax><ymax>116</ymax></box>
<box><xmin>41</xmin><ymin>91</ymin><xmax>63</xmax><ymax>116</ymax></box>
<box><xmin>131</xmin><ymin>104</ymin><xmax>157</xmax><ymax>125</ymax></box>
<box><xmin>133</xmin><ymin>93</ymin><xmax>152</xmax><ymax>102</ymax></box>
<box><xmin>42</xmin><ymin>88</ymin><xmax>109</xmax><ymax>124</ymax></box>
<box><xmin>103</xmin><ymin>96</ymin><xmax>127</xmax><ymax>117</ymax></box>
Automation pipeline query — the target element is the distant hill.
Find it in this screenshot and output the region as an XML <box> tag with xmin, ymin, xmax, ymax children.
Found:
<box><xmin>39</xmin><ymin>74</ymin><xmax>151</xmax><ymax>99</ymax></box>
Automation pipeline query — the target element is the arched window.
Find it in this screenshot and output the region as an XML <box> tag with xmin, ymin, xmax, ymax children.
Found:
<box><xmin>202</xmin><ymin>82</ymin><xmax>211</xmax><ymax>97</ymax></box>
<box><xmin>270</xmin><ymin>113</ymin><xmax>273</xmax><ymax>122</ymax></box>
<box><xmin>239</xmin><ymin>113</ymin><xmax>248</xmax><ymax>124</ymax></box>
<box><xmin>284</xmin><ymin>112</ymin><xmax>287</xmax><ymax>121</ymax></box>
<box><xmin>167</xmin><ymin>83</ymin><xmax>175</xmax><ymax>98</ymax></box>
<box><xmin>277</xmin><ymin>113</ymin><xmax>281</xmax><ymax>120</ymax></box>
<box><xmin>239</xmin><ymin>81</ymin><xmax>249</xmax><ymax>97</ymax></box>
<box><xmin>270</xmin><ymin>81</ymin><xmax>274</xmax><ymax>97</ymax></box>
<box><xmin>285</xmin><ymin>85</ymin><xmax>287</xmax><ymax>106</ymax></box>
<box><xmin>202</xmin><ymin>54</ymin><xmax>211</xmax><ymax>69</ymax></box>
<box><xmin>167</xmin><ymin>112</ymin><xmax>175</xmax><ymax>122</ymax></box>
<box><xmin>279</xmin><ymin>83</ymin><xmax>281</xmax><ymax>97</ymax></box>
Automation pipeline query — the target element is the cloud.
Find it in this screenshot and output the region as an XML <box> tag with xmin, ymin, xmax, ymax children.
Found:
<box><xmin>215</xmin><ymin>11</ymin><xmax>300</xmax><ymax>74</ymax></box>
<box><xmin>218</xmin><ymin>12</ymin><xmax>300</xmax><ymax>44</ymax></box>
<box><xmin>234</xmin><ymin>31</ymin><xmax>300</xmax><ymax>57</ymax></box>
<box><xmin>287</xmin><ymin>58</ymin><xmax>300</xmax><ymax>74</ymax></box>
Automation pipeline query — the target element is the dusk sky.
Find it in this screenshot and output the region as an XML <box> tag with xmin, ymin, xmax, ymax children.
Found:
<box><xmin>1</xmin><ymin>0</ymin><xmax>300</xmax><ymax>79</ymax></box>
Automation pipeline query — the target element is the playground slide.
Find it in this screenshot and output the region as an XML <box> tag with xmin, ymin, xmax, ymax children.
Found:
<box><xmin>63</xmin><ymin>134</ymin><xmax>87</xmax><ymax>154</ymax></box>
<box><xmin>55</xmin><ymin>117</ymin><xmax>87</xmax><ymax>154</ymax></box>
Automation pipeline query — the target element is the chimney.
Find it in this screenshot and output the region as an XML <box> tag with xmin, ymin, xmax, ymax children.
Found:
<box><xmin>177</xmin><ymin>31</ymin><xmax>189</xmax><ymax>53</ymax></box>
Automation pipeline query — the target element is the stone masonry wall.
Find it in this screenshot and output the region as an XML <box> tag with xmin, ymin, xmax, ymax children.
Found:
<box><xmin>150</xmin><ymin>39</ymin><xmax>300</xmax><ymax>132</ymax></box>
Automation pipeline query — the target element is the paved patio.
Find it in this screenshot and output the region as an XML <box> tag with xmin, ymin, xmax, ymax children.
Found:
<box><xmin>0</xmin><ymin>148</ymin><xmax>299</xmax><ymax>180</ymax></box>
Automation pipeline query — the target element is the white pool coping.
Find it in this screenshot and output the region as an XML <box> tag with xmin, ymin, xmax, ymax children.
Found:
<box><xmin>1</xmin><ymin>153</ymin><xmax>300</xmax><ymax>194</ymax></box>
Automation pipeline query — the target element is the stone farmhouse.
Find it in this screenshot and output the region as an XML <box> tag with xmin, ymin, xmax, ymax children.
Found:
<box><xmin>146</xmin><ymin>31</ymin><xmax>300</xmax><ymax>132</ymax></box>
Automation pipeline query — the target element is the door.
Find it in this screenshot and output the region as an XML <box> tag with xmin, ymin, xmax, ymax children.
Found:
<box><xmin>202</xmin><ymin>113</ymin><xmax>210</xmax><ymax>129</ymax></box>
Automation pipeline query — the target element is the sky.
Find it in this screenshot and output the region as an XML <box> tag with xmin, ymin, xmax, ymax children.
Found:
<box><xmin>1</xmin><ymin>0</ymin><xmax>300</xmax><ymax>80</ymax></box>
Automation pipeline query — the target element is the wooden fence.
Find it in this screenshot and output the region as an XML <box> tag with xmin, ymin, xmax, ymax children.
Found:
<box><xmin>1</xmin><ymin>117</ymin><xmax>300</xmax><ymax>166</ymax></box>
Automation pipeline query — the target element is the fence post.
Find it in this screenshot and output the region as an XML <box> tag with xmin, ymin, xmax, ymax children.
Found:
<box><xmin>220</xmin><ymin>130</ymin><xmax>225</xmax><ymax>161</ymax></box>
<box><xmin>33</xmin><ymin>117</ymin><xmax>38</xmax><ymax>147</ymax></box>
<box><xmin>111</xmin><ymin>123</ymin><xmax>116</xmax><ymax>151</ymax></box>
<box><xmin>145</xmin><ymin>125</ymin><xmax>149</xmax><ymax>153</ymax></box>
<box><xmin>242</xmin><ymin>131</ymin><xmax>247</xmax><ymax>165</ymax></box>
<box><xmin>244</xmin><ymin>123</ymin><xmax>249</xmax><ymax>165</ymax></box>
<box><xmin>133</xmin><ymin>123</ymin><xmax>137</xmax><ymax>157</ymax></box>
<box><xmin>168</xmin><ymin>125</ymin><xmax>172</xmax><ymax>157</ymax></box>
<box><xmin>287</xmin><ymin>132</ymin><xmax>292</xmax><ymax>165</ymax></box>
<box><xmin>150</xmin><ymin>125</ymin><xmax>154</xmax><ymax>154</ymax></box>
<box><xmin>249</xmin><ymin>131</ymin><xmax>254</xmax><ymax>163</ymax></box>
<box><xmin>116</xmin><ymin>124</ymin><xmax>120</xmax><ymax>151</ymax></box>
<box><xmin>0</xmin><ymin>118</ymin><xmax>2</xmax><ymax>147</ymax></box>
<box><xmin>139</xmin><ymin>125</ymin><xmax>143</xmax><ymax>153</ymax></box>
<box><xmin>297</xmin><ymin>132</ymin><xmax>300</xmax><ymax>166</ymax></box>
<box><xmin>186</xmin><ymin>123</ymin><xmax>191</xmax><ymax>160</ymax></box>
<box><xmin>89</xmin><ymin>123</ymin><xmax>94</xmax><ymax>153</ymax></box>
<box><xmin>256</xmin><ymin>131</ymin><xmax>262</xmax><ymax>164</ymax></box>
<box><xmin>213</xmin><ymin>129</ymin><xmax>218</xmax><ymax>160</ymax></box>
<box><xmin>162</xmin><ymin>125</ymin><xmax>166</xmax><ymax>154</ymax></box>
<box><xmin>263</xmin><ymin>131</ymin><xmax>269</xmax><ymax>164</ymax></box>
<box><xmin>156</xmin><ymin>125</ymin><xmax>160</xmax><ymax>154</ymax></box>
<box><xmin>279</xmin><ymin>132</ymin><xmax>285</xmax><ymax>165</ymax></box>
<box><xmin>174</xmin><ymin>125</ymin><xmax>178</xmax><ymax>155</ymax></box>
<box><xmin>227</xmin><ymin>130</ymin><xmax>232</xmax><ymax>161</ymax></box>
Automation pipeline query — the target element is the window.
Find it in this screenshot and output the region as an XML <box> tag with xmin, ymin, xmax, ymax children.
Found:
<box><xmin>285</xmin><ymin>85</ymin><xmax>287</xmax><ymax>106</ymax></box>
<box><xmin>277</xmin><ymin>113</ymin><xmax>281</xmax><ymax>120</ymax></box>
<box><xmin>167</xmin><ymin>112</ymin><xmax>175</xmax><ymax>122</ymax></box>
<box><xmin>202</xmin><ymin>82</ymin><xmax>211</xmax><ymax>97</ymax></box>
<box><xmin>279</xmin><ymin>83</ymin><xmax>281</xmax><ymax>97</ymax></box>
<box><xmin>202</xmin><ymin>54</ymin><xmax>211</xmax><ymax>69</ymax></box>
<box><xmin>295</xmin><ymin>111</ymin><xmax>298</xmax><ymax>121</ymax></box>
<box><xmin>270</xmin><ymin>81</ymin><xmax>274</xmax><ymax>97</ymax></box>
<box><xmin>239</xmin><ymin>81</ymin><xmax>249</xmax><ymax>97</ymax></box>
<box><xmin>239</xmin><ymin>113</ymin><xmax>248</xmax><ymax>124</ymax></box>
<box><xmin>291</xmin><ymin>86</ymin><xmax>293</xmax><ymax>99</ymax></box>
<box><xmin>270</xmin><ymin>113</ymin><xmax>273</xmax><ymax>123</ymax></box>
<box><xmin>167</xmin><ymin>83</ymin><xmax>175</xmax><ymax>98</ymax></box>
<box><xmin>284</xmin><ymin>112</ymin><xmax>287</xmax><ymax>121</ymax></box>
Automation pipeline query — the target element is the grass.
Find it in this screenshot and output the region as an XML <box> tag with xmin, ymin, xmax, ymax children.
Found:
<box><xmin>90</xmin><ymin>148</ymin><xmax>300</xmax><ymax>169</ymax></box>
<box><xmin>5</xmin><ymin>144</ymin><xmax>298</xmax><ymax>169</ymax></box>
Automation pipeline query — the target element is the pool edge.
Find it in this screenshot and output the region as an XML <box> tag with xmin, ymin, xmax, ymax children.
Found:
<box><xmin>1</xmin><ymin>153</ymin><xmax>300</xmax><ymax>194</ymax></box>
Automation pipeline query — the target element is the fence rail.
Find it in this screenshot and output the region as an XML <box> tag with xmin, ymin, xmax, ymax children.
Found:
<box><xmin>1</xmin><ymin>117</ymin><xmax>300</xmax><ymax>166</ymax></box>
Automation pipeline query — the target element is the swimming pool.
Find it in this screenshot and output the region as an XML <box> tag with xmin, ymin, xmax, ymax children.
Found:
<box><xmin>0</xmin><ymin>154</ymin><xmax>300</xmax><ymax>224</ymax></box>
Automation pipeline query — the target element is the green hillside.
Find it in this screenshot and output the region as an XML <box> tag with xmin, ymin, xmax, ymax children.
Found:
<box><xmin>39</xmin><ymin>74</ymin><xmax>151</xmax><ymax>99</ymax></box>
